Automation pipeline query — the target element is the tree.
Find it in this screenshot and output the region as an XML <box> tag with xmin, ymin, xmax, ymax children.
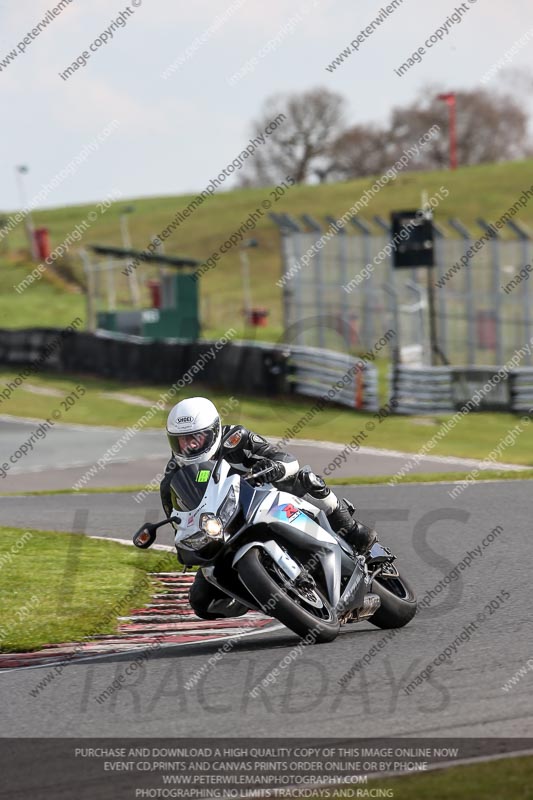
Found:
<box><xmin>386</xmin><ymin>87</ymin><xmax>530</xmax><ymax>169</ymax></box>
<box><xmin>238</xmin><ymin>87</ymin><xmax>346</xmax><ymax>187</ymax></box>
<box><xmin>328</xmin><ymin>122</ymin><xmax>393</xmax><ymax>179</ymax></box>
<box><xmin>240</xmin><ymin>83</ymin><xmax>532</xmax><ymax>187</ymax></box>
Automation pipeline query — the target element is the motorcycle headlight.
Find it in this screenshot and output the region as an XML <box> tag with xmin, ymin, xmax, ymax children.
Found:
<box><xmin>179</xmin><ymin>514</ymin><xmax>224</xmax><ymax>552</ymax></box>
<box><xmin>217</xmin><ymin>485</ymin><xmax>239</xmax><ymax>527</ymax></box>
<box><xmin>200</xmin><ymin>513</ymin><xmax>223</xmax><ymax>538</ymax></box>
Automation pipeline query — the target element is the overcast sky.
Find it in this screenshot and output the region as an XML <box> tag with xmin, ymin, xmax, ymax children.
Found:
<box><xmin>1</xmin><ymin>0</ymin><xmax>532</xmax><ymax>211</ymax></box>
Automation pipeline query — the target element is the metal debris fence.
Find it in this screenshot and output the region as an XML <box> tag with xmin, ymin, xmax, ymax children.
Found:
<box><xmin>271</xmin><ymin>212</ymin><xmax>533</xmax><ymax>369</ymax></box>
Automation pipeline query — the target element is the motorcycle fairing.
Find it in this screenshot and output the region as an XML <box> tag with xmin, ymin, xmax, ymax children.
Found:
<box><xmin>172</xmin><ymin>461</ymin><xmax>367</xmax><ymax>613</ymax></box>
<box><xmin>233</xmin><ymin>489</ymin><xmax>363</xmax><ymax>608</ymax></box>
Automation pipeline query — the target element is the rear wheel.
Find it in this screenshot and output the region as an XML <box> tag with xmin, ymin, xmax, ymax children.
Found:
<box><xmin>369</xmin><ymin>564</ymin><xmax>417</xmax><ymax>629</ymax></box>
<box><xmin>237</xmin><ymin>547</ymin><xmax>339</xmax><ymax>643</ymax></box>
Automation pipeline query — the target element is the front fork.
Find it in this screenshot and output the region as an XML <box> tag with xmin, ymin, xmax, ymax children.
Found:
<box><xmin>338</xmin><ymin>542</ymin><xmax>396</xmax><ymax>624</ymax></box>
<box><xmin>366</xmin><ymin>541</ymin><xmax>399</xmax><ymax>580</ymax></box>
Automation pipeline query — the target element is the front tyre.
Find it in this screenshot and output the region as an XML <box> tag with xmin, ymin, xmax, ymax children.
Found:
<box><xmin>369</xmin><ymin>566</ymin><xmax>417</xmax><ymax>629</ymax></box>
<box><xmin>189</xmin><ymin>570</ymin><xmax>248</xmax><ymax>620</ymax></box>
<box><xmin>237</xmin><ymin>547</ymin><xmax>339</xmax><ymax>644</ymax></box>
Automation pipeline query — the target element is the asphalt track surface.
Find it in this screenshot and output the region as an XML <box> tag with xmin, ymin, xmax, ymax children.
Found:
<box><xmin>2</xmin><ymin>480</ymin><xmax>532</xmax><ymax>740</ymax></box>
<box><xmin>0</xmin><ymin>416</ymin><xmax>525</xmax><ymax>493</ymax></box>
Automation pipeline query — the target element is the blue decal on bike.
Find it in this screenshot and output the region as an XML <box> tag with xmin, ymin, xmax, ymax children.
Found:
<box><xmin>270</xmin><ymin>502</ymin><xmax>302</xmax><ymax>523</ymax></box>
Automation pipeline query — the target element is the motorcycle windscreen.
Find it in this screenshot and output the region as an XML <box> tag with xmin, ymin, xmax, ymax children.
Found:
<box><xmin>169</xmin><ymin>460</ymin><xmax>216</xmax><ymax>511</ymax></box>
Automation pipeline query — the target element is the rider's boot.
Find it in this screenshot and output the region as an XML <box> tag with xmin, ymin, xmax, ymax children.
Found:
<box><xmin>299</xmin><ymin>469</ymin><xmax>377</xmax><ymax>556</ymax></box>
<box><xmin>326</xmin><ymin>500</ymin><xmax>377</xmax><ymax>556</ymax></box>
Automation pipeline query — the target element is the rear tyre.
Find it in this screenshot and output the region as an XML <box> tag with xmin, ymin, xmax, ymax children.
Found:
<box><xmin>369</xmin><ymin>567</ymin><xmax>417</xmax><ymax>629</ymax></box>
<box><xmin>237</xmin><ymin>547</ymin><xmax>339</xmax><ymax>643</ymax></box>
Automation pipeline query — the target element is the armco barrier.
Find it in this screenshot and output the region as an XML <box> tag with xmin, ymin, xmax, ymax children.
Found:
<box><xmin>0</xmin><ymin>327</ymin><xmax>77</xmax><ymax>371</ymax></box>
<box><xmin>0</xmin><ymin>328</ymin><xmax>378</xmax><ymax>409</ymax></box>
<box><xmin>392</xmin><ymin>365</ymin><xmax>530</xmax><ymax>414</ymax></box>
<box><xmin>287</xmin><ymin>345</ymin><xmax>379</xmax><ymax>411</ymax></box>
<box><xmin>0</xmin><ymin>328</ymin><xmax>281</xmax><ymax>397</ymax></box>
<box><xmin>510</xmin><ymin>368</ymin><xmax>533</xmax><ymax>413</ymax></box>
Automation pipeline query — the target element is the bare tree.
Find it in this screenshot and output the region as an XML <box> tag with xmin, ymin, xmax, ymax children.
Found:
<box><xmin>328</xmin><ymin>123</ymin><xmax>393</xmax><ymax>179</ymax></box>
<box><xmin>387</xmin><ymin>87</ymin><xmax>530</xmax><ymax>168</ymax></box>
<box><xmin>240</xmin><ymin>82</ymin><xmax>532</xmax><ymax>187</ymax></box>
<box><xmin>238</xmin><ymin>87</ymin><xmax>346</xmax><ymax>187</ymax></box>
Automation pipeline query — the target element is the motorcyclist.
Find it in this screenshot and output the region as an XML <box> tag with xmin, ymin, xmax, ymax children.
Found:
<box><xmin>160</xmin><ymin>397</ymin><xmax>376</xmax><ymax>620</ymax></box>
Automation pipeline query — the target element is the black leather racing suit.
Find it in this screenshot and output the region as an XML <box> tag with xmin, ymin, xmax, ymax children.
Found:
<box><xmin>160</xmin><ymin>425</ymin><xmax>300</xmax><ymax>518</ymax></box>
<box><xmin>159</xmin><ymin>425</ymin><xmax>367</xmax><ymax>620</ymax></box>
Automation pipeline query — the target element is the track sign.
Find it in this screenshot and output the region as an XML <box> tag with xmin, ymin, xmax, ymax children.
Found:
<box><xmin>391</xmin><ymin>210</ymin><xmax>434</xmax><ymax>268</ymax></box>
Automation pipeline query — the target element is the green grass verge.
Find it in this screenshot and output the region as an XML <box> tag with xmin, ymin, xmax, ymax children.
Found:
<box><xmin>0</xmin><ymin>527</ymin><xmax>176</xmax><ymax>653</ymax></box>
<box><xmin>326</xmin><ymin>469</ymin><xmax>533</xmax><ymax>485</ymax></box>
<box><xmin>2</xmin><ymin>368</ymin><xmax>533</xmax><ymax>466</ymax></box>
<box><xmin>0</xmin><ymin>258</ymin><xmax>85</xmax><ymax>329</ymax></box>
<box><xmin>314</xmin><ymin>755</ymin><xmax>533</xmax><ymax>799</ymax></box>
<box><xmin>2</xmin><ymin>158</ymin><xmax>533</xmax><ymax>334</ymax></box>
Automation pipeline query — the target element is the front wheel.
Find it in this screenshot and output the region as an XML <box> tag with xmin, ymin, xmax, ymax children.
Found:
<box><xmin>369</xmin><ymin>565</ymin><xmax>417</xmax><ymax>629</ymax></box>
<box><xmin>237</xmin><ymin>547</ymin><xmax>340</xmax><ymax>644</ymax></box>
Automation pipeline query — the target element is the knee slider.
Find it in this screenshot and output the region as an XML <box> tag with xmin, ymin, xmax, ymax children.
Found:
<box><xmin>299</xmin><ymin>467</ymin><xmax>328</xmax><ymax>499</ymax></box>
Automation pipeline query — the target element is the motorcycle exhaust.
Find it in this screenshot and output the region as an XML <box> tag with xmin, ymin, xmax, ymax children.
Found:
<box><xmin>341</xmin><ymin>593</ymin><xmax>381</xmax><ymax>624</ymax></box>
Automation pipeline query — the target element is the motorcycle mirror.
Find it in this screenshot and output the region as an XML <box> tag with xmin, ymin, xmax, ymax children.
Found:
<box><xmin>214</xmin><ymin>427</ymin><xmax>247</xmax><ymax>484</ymax></box>
<box><xmin>222</xmin><ymin>427</ymin><xmax>246</xmax><ymax>449</ymax></box>
<box><xmin>133</xmin><ymin>524</ymin><xmax>157</xmax><ymax>549</ymax></box>
<box><xmin>132</xmin><ymin>517</ymin><xmax>175</xmax><ymax>549</ymax></box>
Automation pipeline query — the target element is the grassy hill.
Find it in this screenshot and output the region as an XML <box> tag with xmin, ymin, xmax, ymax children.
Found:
<box><xmin>2</xmin><ymin>159</ymin><xmax>533</xmax><ymax>336</ymax></box>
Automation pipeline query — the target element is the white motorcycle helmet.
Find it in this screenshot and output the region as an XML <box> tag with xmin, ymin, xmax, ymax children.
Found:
<box><xmin>166</xmin><ymin>397</ymin><xmax>222</xmax><ymax>467</ymax></box>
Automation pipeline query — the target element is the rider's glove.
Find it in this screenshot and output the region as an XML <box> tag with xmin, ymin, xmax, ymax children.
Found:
<box><xmin>251</xmin><ymin>459</ymin><xmax>286</xmax><ymax>485</ymax></box>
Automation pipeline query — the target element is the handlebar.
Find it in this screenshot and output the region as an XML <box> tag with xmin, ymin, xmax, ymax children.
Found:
<box><xmin>134</xmin><ymin>464</ymin><xmax>273</xmax><ymax>549</ymax></box>
<box><xmin>242</xmin><ymin>466</ymin><xmax>272</xmax><ymax>482</ymax></box>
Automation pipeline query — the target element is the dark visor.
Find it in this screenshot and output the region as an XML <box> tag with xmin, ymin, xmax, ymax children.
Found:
<box><xmin>168</xmin><ymin>428</ymin><xmax>216</xmax><ymax>457</ymax></box>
